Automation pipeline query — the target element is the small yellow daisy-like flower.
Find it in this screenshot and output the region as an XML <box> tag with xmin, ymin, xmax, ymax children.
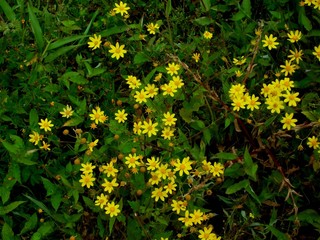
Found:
<box><xmin>198</xmin><ymin>226</ymin><xmax>219</xmax><ymax>240</ymax></box>
<box><xmin>166</xmin><ymin>62</ymin><xmax>180</xmax><ymax>76</ymax></box>
<box><xmin>307</xmin><ymin>136</ymin><xmax>319</xmax><ymax>149</ymax></box>
<box><xmin>246</xmin><ymin>94</ymin><xmax>261</xmax><ymax>111</ymax></box>
<box><xmin>95</xmin><ymin>193</ymin><xmax>108</xmax><ymax>209</ymax></box>
<box><xmin>283</xmin><ymin>91</ymin><xmax>300</xmax><ymax>107</ymax></box>
<box><xmin>312</xmin><ymin>45</ymin><xmax>320</xmax><ymax>61</ymax></box>
<box><xmin>192</xmin><ymin>53</ymin><xmax>201</xmax><ymax>62</ymax></box>
<box><xmin>146</xmin><ymin>23</ymin><xmax>160</xmax><ymax>34</ymax></box>
<box><xmin>231</xmin><ymin>97</ymin><xmax>246</xmax><ymax>111</ymax></box>
<box><xmin>235</xmin><ymin>70</ymin><xmax>243</xmax><ymax>77</ymax></box>
<box><xmin>164</xmin><ymin>181</ymin><xmax>177</xmax><ymax>194</ymax></box>
<box><xmin>89</xmin><ymin>107</ymin><xmax>105</xmax><ymax>124</ymax></box>
<box><xmin>80</xmin><ymin>162</ymin><xmax>96</xmax><ymax>174</ymax></box>
<box><xmin>88</xmin><ymin>139</ymin><xmax>99</xmax><ymax>152</ymax></box>
<box><xmin>105</xmin><ymin>201</ymin><xmax>121</xmax><ymax>218</ymax></box>
<box><xmin>113</xmin><ymin>1</ymin><xmax>130</xmax><ymax>16</ymax></box>
<box><xmin>233</xmin><ymin>56</ymin><xmax>247</xmax><ymax>66</ymax></box>
<box><xmin>109</xmin><ymin>42</ymin><xmax>127</xmax><ymax>60</ymax></box>
<box><xmin>40</xmin><ymin>141</ymin><xmax>51</xmax><ymax>151</ymax></box>
<box><xmin>87</xmin><ymin>34</ymin><xmax>102</xmax><ymax>50</ymax></box>
<box><xmin>134</xmin><ymin>89</ymin><xmax>149</xmax><ymax>104</ymax></box>
<box><xmin>288</xmin><ymin>49</ymin><xmax>303</xmax><ymax>64</ymax></box>
<box><xmin>304</xmin><ymin>0</ymin><xmax>313</xmax><ymax>6</ymax></box>
<box><xmin>161</xmin><ymin>83</ymin><xmax>177</xmax><ymax>97</ymax></box>
<box><xmin>125</xmin><ymin>153</ymin><xmax>140</xmax><ymax>168</ymax></box>
<box><xmin>174</xmin><ymin>157</ymin><xmax>192</xmax><ymax>176</ymax></box>
<box><xmin>126</xmin><ymin>75</ymin><xmax>141</xmax><ymax>89</ymax></box>
<box><xmin>280</xmin><ymin>60</ymin><xmax>296</xmax><ymax>76</ymax></box>
<box><xmin>142</xmin><ymin>119</ymin><xmax>158</xmax><ymax>137</ymax></box>
<box><xmin>203</xmin><ymin>31</ymin><xmax>213</xmax><ymax>39</ymax></box>
<box><xmin>38</xmin><ymin>118</ymin><xmax>54</xmax><ymax>132</ymax></box>
<box><xmin>280</xmin><ymin>78</ymin><xmax>295</xmax><ymax>91</ymax></box>
<box><xmin>161</xmin><ymin>127</ymin><xmax>174</xmax><ymax>140</ymax></box>
<box><xmin>171</xmin><ymin>199</ymin><xmax>187</xmax><ymax>214</ymax></box>
<box><xmin>228</xmin><ymin>83</ymin><xmax>246</xmax><ymax>99</ymax></box>
<box><xmin>190</xmin><ymin>209</ymin><xmax>204</xmax><ymax>225</ymax></box>
<box><xmin>144</xmin><ymin>84</ymin><xmax>159</xmax><ymax>98</ymax></box>
<box><xmin>79</xmin><ymin>173</ymin><xmax>96</xmax><ymax>188</ymax></box>
<box><xmin>102</xmin><ymin>162</ymin><xmax>118</xmax><ymax>177</ymax></box>
<box><xmin>154</xmin><ymin>73</ymin><xmax>162</xmax><ymax>82</ymax></box>
<box><xmin>178</xmin><ymin>210</ymin><xmax>193</xmax><ymax>227</ymax></box>
<box><xmin>313</xmin><ymin>0</ymin><xmax>320</xmax><ymax>10</ymax></box>
<box><xmin>115</xmin><ymin>109</ymin><xmax>128</xmax><ymax>123</ymax></box>
<box><xmin>287</xmin><ymin>30</ymin><xmax>302</xmax><ymax>43</ymax></box>
<box><xmin>262</xmin><ymin>34</ymin><xmax>279</xmax><ymax>50</ymax></box>
<box><xmin>170</xmin><ymin>76</ymin><xmax>184</xmax><ymax>88</ymax></box>
<box><xmin>211</xmin><ymin>162</ymin><xmax>224</xmax><ymax>177</ymax></box>
<box><xmin>151</xmin><ymin>187</ymin><xmax>168</xmax><ymax>202</ymax></box>
<box><xmin>162</xmin><ymin>112</ymin><xmax>177</xmax><ymax>126</ymax></box>
<box><xmin>29</xmin><ymin>131</ymin><xmax>40</xmax><ymax>145</ymax></box>
<box><xmin>266</xmin><ymin>97</ymin><xmax>284</xmax><ymax>114</ymax></box>
<box><xmin>133</xmin><ymin>121</ymin><xmax>142</xmax><ymax>135</ymax></box>
<box><xmin>60</xmin><ymin>105</ymin><xmax>74</xmax><ymax>118</ymax></box>
<box><xmin>281</xmin><ymin>113</ymin><xmax>298</xmax><ymax>130</ymax></box>
<box><xmin>101</xmin><ymin>178</ymin><xmax>119</xmax><ymax>193</ymax></box>
<box><xmin>146</xmin><ymin>156</ymin><xmax>160</xmax><ymax>171</ymax></box>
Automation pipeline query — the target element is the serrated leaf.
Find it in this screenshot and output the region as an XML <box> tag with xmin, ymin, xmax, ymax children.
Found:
<box><xmin>226</xmin><ymin>179</ymin><xmax>249</xmax><ymax>194</ymax></box>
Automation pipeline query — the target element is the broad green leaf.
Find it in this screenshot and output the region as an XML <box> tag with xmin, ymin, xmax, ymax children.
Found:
<box><xmin>301</xmin><ymin>111</ymin><xmax>318</xmax><ymax>122</ymax></box>
<box><xmin>45</xmin><ymin>45</ymin><xmax>80</xmax><ymax>63</ymax></box>
<box><xmin>1</xmin><ymin>223</ymin><xmax>14</xmax><ymax>239</ymax></box>
<box><xmin>28</xmin><ymin>3</ymin><xmax>44</xmax><ymax>51</ymax></box>
<box><xmin>194</xmin><ymin>17</ymin><xmax>214</xmax><ymax>26</ymax></box>
<box><xmin>0</xmin><ymin>0</ymin><xmax>16</xmax><ymax>21</ymax></box>
<box><xmin>47</xmin><ymin>35</ymin><xmax>87</xmax><ymax>50</ymax></box>
<box><xmin>241</xmin><ymin>0</ymin><xmax>251</xmax><ymax>18</ymax></box>
<box><xmin>189</xmin><ymin>120</ymin><xmax>205</xmax><ymax>131</ymax></box>
<box><xmin>226</xmin><ymin>179</ymin><xmax>249</xmax><ymax>194</ymax></box>
<box><xmin>0</xmin><ymin>187</ymin><xmax>10</xmax><ymax>204</ymax></box>
<box><xmin>134</xmin><ymin>52</ymin><xmax>150</xmax><ymax>65</ymax></box>
<box><xmin>214</xmin><ymin>152</ymin><xmax>237</xmax><ymax>161</ymax></box>
<box><xmin>200</xmin><ymin>0</ymin><xmax>211</xmax><ymax>12</ymax></box>
<box><xmin>165</xmin><ymin>0</ymin><xmax>172</xmax><ymax>17</ymax></box>
<box><xmin>126</xmin><ymin>218</ymin><xmax>142</xmax><ymax>240</ymax></box>
<box><xmin>41</xmin><ymin>177</ymin><xmax>56</xmax><ymax>196</ymax></box>
<box><xmin>20</xmin><ymin>213</ymin><xmax>38</xmax><ymax>235</ymax></box>
<box><xmin>268</xmin><ymin>225</ymin><xmax>290</xmax><ymax>240</ymax></box>
<box><xmin>231</xmin><ymin>11</ymin><xmax>245</xmax><ymax>21</ymax></box>
<box><xmin>298</xmin><ymin>6</ymin><xmax>312</xmax><ymax>31</ymax></box>
<box><xmin>0</xmin><ymin>201</ymin><xmax>25</xmax><ymax>215</ymax></box>
<box><xmin>59</xmin><ymin>71</ymin><xmax>88</xmax><ymax>85</ymax></box>
<box><xmin>109</xmin><ymin>216</ymin><xmax>116</xmax><ymax>236</ymax></box>
<box><xmin>51</xmin><ymin>192</ymin><xmax>62</xmax><ymax>212</ymax></box>
<box><xmin>35</xmin><ymin>221</ymin><xmax>55</xmax><ymax>238</ymax></box>
<box><xmin>24</xmin><ymin>195</ymin><xmax>54</xmax><ymax>218</ymax></box>
<box><xmin>109</xmin><ymin>120</ymin><xmax>127</xmax><ymax>135</ymax></box>
<box><xmin>244</xmin><ymin>148</ymin><xmax>258</xmax><ymax>181</ymax></box>
<box><xmin>63</xmin><ymin>116</ymin><xmax>84</xmax><ymax>127</ymax></box>
<box><xmin>29</xmin><ymin>109</ymin><xmax>39</xmax><ymax>130</ymax></box>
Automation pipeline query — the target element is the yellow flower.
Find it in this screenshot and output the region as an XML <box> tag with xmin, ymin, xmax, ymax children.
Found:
<box><xmin>149</xmin><ymin>172</ymin><xmax>161</xmax><ymax>185</ymax></box>
<box><xmin>133</xmin><ymin>121</ymin><xmax>142</xmax><ymax>135</ymax></box>
<box><xmin>146</xmin><ymin>156</ymin><xmax>160</xmax><ymax>171</ymax></box>
<box><xmin>233</xmin><ymin>56</ymin><xmax>247</xmax><ymax>66</ymax></box>
<box><xmin>192</xmin><ymin>53</ymin><xmax>201</xmax><ymax>62</ymax></box>
<box><xmin>89</xmin><ymin>107</ymin><xmax>105</xmax><ymax>124</ymax></box>
<box><xmin>109</xmin><ymin>42</ymin><xmax>127</xmax><ymax>60</ymax></box>
<box><xmin>246</xmin><ymin>94</ymin><xmax>261</xmax><ymax>111</ymax></box>
<box><xmin>87</xmin><ymin>34</ymin><xmax>102</xmax><ymax>50</ymax></box>
<box><xmin>178</xmin><ymin>210</ymin><xmax>193</xmax><ymax>227</ymax></box>
<box><xmin>134</xmin><ymin>89</ymin><xmax>149</xmax><ymax>104</ymax></box>
<box><xmin>288</xmin><ymin>49</ymin><xmax>303</xmax><ymax>64</ymax></box>
<box><xmin>29</xmin><ymin>131</ymin><xmax>40</xmax><ymax>145</ymax></box>
<box><xmin>307</xmin><ymin>136</ymin><xmax>319</xmax><ymax>149</ymax></box>
<box><xmin>115</xmin><ymin>109</ymin><xmax>128</xmax><ymax>123</ymax></box>
<box><xmin>287</xmin><ymin>30</ymin><xmax>302</xmax><ymax>43</ymax></box>
<box><xmin>40</xmin><ymin>141</ymin><xmax>51</xmax><ymax>151</ymax></box>
<box><xmin>210</xmin><ymin>162</ymin><xmax>224</xmax><ymax>177</ymax></box>
<box><xmin>174</xmin><ymin>157</ymin><xmax>192</xmax><ymax>176</ymax></box>
<box><xmin>101</xmin><ymin>178</ymin><xmax>119</xmax><ymax>193</ymax></box>
<box><xmin>60</xmin><ymin>105</ymin><xmax>74</xmax><ymax>118</ymax></box>
<box><xmin>105</xmin><ymin>201</ymin><xmax>120</xmax><ymax>218</ymax></box>
<box><xmin>313</xmin><ymin>0</ymin><xmax>320</xmax><ymax>10</ymax></box>
<box><xmin>161</xmin><ymin>83</ymin><xmax>177</xmax><ymax>97</ymax></box>
<box><xmin>88</xmin><ymin>139</ymin><xmax>99</xmax><ymax>152</ymax></box>
<box><xmin>162</xmin><ymin>112</ymin><xmax>177</xmax><ymax>126</ymax></box>
<box><xmin>231</xmin><ymin>97</ymin><xmax>246</xmax><ymax>111</ymax></box>
<box><xmin>80</xmin><ymin>162</ymin><xmax>96</xmax><ymax>174</ymax></box>
<box><xmin>235</xmin><ymin>70</ymin><xmax>243</xmax><ymax>77</ymax></box>
<box><xmin>198</xmin><ymin>226</ymin><xmax>218</xmax><ymax>240</ymax></box>
<box><xmin>125</xmin><ymin>153</ymin><xmax>140</xmax><ymax>168</ymax></box>
<box><xmin>38</xmin><ymin>118</ymin><xmax>54</xmax><ymax>132</ymax></box>
<box><xmin>170</xmin><ymin>76</ymin><xmax>184</xmax><ymax>88</ymax></box>
<box><xmin>262</xmin><ymin>34</ymin><xmax>279</xmax><ymax>50</ymax></box>
<box><xmin>95</xmin><ymin>193</ymin><xmax>108</xmax><ymax>209</ymax></box>
<box><xmin>166</xmin><ymin>62</ymin><xmax>180</xmax><ymax>76</ymax></box>
<box><xmin>313</xmin><ymin>45</ymin><xmax>320</xmax><ymax>61</ymax></box>
<box><xmin>113</xmin><ymin>1</ymin><xmax>130</xmax><ymax>16</ymax></box>
<box><xmin>281</xmin><ymin>113</ymin><xmax>298</xmax><ymax>130</ymax></box>
<box><xmin>151</xmin><ymin>187</ymin><xmax>168</xmax><ymax>202</ymax></box>
<box><xmin>280</xmin><ymin>60</ymin><xmax>296</xmax><ymax>76</ymax></box>
<box><xmin>144</xmin><ymin>84</ymin><xmax>159</xmax><ymax>98</ymax></box>
<box><xmin>229</xmin><ymin>83</ymin><xmax>246</xmax><ymax>99</ymax></box>
<box><xmin>102</xmin><ymin>162</ymin><xmax>118</xmax><ymax>177</ymax></box>
<box><xmin>142</xmin><ymin>119</ymin><xmax>158</xmax><ymax>137</ymax></box>
<box><xmin>164</xmin><ymin>181</ymin><xmax>177</xmax><ymax>194</ymax></box>
<box><xmin>79</xmin><ymin>173</ymin><xmax>96</xmax><ymax>188</ymax></box>
<box><xmin>203</xmin><ymin>31</ymin><xmax>213</xmax><ymax>39</ymax></box>
<box><xmin>161</xmin><ymin>127</ymin><xmax>174</xmax><ymax>140</ymax></box>
<box><xmin>304</xmin><ymin>0</ymin><xmax>313</xmax><ymax>6</ymax></box>
<box><xmin>283</xmin><ymin>91</ymin><xmax>300</xmax><ymax>107</ymax></box>
<box><xmin>266</xmin><ymin>97</ymin><xmax>284</xmax><ymax>114</ymax></box>
<box><xmin>280</xmin><ymin>78</ymin><xmax>295</xmax><ymax>91</ymax></box>
<box><xmin>146</xmin><ymin>22</ymin><xmax>160</xmax><ymax>34</ymax></box>
<box><xmin>126</xmin><ymin>75</ymin><xmax>141</xmax><ymax>89</ymax></box>
<box><xmin>171</xmin><ymin>199</ymin><xmax>186</xmax><ymax>214</ymax></box>
<box><xmin>190</xmin><ymin>209</ymin><xmax>204</xmax><ymax>225</ymax></box>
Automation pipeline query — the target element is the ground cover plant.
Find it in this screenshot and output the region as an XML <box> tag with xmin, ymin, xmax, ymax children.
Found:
<box><xmin>1</xmin><ymin>0</ymin><xmax>320</xmax><ymax>239</ymax></box>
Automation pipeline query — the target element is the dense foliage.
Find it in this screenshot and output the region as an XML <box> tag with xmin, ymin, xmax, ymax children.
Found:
<box><xmin>1</xmin><ymin>0</ymin><xmax>320</xmax><ymax>239</ymax></box>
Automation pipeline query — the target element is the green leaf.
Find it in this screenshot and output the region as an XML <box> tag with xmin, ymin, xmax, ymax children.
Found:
<box><xmin>165</xmin><ymin>0</ymin><xmax>172</xmax><ymax>17</ymax></box>
<box><xmin>231</xmin><ymin>11</ymin><xmax>245</xmax><ymax>21</ymax></box>
<box><xmin>48</xmin><ymin>35</ymin><xmax>87</xmax><ymax>50</ymax></box>
<box><xmin>241</xmin><ymin>0</ymin><xmax>251</xmax><ymax>18</ymax></box>
<box><xmin>226</xmin><ymin>179</ymin><xmax>249</xmax><ymax>194</ymax></box>
<box><xmin>301</xmin><ymin>111</ymin><xmax>319</xmax><ymax>122</ymax></box>
<box><xmin>45</xmin><ymin>45</ymin><xmax>80</xmax><ymax>63</ymax></box>
<box><xmin>20</xmin><ymin>213</ymin><xmax>38</xmax><ymax>235</ymax></box>
<box><xmin>41</xmin><ymin>177</ymin><xmax>56</xmax><ymax>196</ymax></box>
<box><xmin>134</xmin><ymin>52</ymin><xmax>150</xmax><ymax>65</ymax></box>
<box><xmin>214</xmin><ymin>152</ymin><xmax>237</xmax><ymax>161</ymax></box>
<box><xmin>128</xmin><ymin>201</ymin><xmax>140</xmax><ymax>212</ymax></box>
<box><xmin>63</xmin><ymin>116</ymin><xmax>84</xmax><ymax>127</ymax></box>
<box><xmin>268</xmin><ymin>225</ymin><xmax>290</xmax><ymax>240</ymax></box>
<box><xmin>24</xmin><ymin>195</ymin><xmax>54</xmax><ymax>218</ymax></box>
<box><xmin>28</xmin><ymin>3</ymin><xmax>44</xmax><ymax>51</ymax></box>
<box><xmin>298</xmin><ymin>6</ymin><xmax>312</xmax><ymax>31</ymax></box>
<box><xmin>194</xmin><ymin>17</ymin><xmax>214</xmax><ymax>26</ymax></box>
<box><xmin>80</xmin><ymin>10</ymin><xmax>99</xmax><ymax>43</ymax></box>
<box><xmin>29</xmin><ymin>109</ymin><xmax>39</xmax><ymax>130</ymax></box>
<box><xmin>59</xmin><ymin>71</ymin><xmax>88</xmax><ymax>85</ymax></box>
<box><xmin>109</xmin><ymin>120</ymin><xmax>127</xmax><ymax>135</ymax></box>
<box><xmin>0</xmin><ymin>187</ymin><xmax>11</xmax><ymax>204</ymax></box>
<box><xmin>0</xmin><ymin>0</ymin><xmax>16</xmax><ymax>21</ymax></box>
<box><xmin>200</xmin><ymin>0</ymin><xmax>211</xmax><ymax>12</ymax></box>
<box><xmin>35</xmin><ymin>221</ymin><xmax>55</xmax><ymax>238</ymax></box>
<box><xmin>243</xmin><ymin>148</ymin><xmax>258</xmax><ymax>181</ymax></box>
<box><xmin>51</xmin><ymin>192</ymin><xmax>62</xmax><ymax>212</ymax></box>
<box><xmin>189</xmin><ymin>120</ymin><xmax>205</xmax><ymax>131</ymax></box>
<box><xmin>0</xmin><ymin>201</ymin><xmax>25</xmax><ymax>215</ymax></box>
<box><xmin>1</xmin><ymin>223</ymin><xmax>14</xmax><ymax>239</ymax></box>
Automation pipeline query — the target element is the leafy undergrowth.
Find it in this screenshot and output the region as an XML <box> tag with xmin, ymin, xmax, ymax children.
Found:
<box><xmin>1</xmin><ymin>0</ymin><xmax>320</xmax><ymax>239</ymax></box>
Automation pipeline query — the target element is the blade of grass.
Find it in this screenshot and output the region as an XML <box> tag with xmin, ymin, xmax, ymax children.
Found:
<box><xmin>45</xmin><ymin>45</ymin><xmax>81</xmax><ymax>63</ymax></box>
<box><xmin>47</xmin><ymin>35</ymin><xmax>87</xmax><ymax>51</ymax></box>
<box><xmin>78</xmin><ymin>9</ymin><xmax>99</xmax><ymax>44</ymax></box>
<box><xmin>28</xmin><ymin>2</ymin><xmax>44</xmax><ymax>52</ymax></box>
<box><xmin>0</xmin><ymin>0</ymin><xmax>16</xmax><ymax>21</ymax></box>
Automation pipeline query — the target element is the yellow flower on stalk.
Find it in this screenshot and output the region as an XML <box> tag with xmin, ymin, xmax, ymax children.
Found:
<box><xmin>266</xmin><ymin>97</ymin><xmax>284</xmax><ymax>114</ymax></box>
<box><xmin>231</xmin><ymin>97</ymin><xmax>246</xmax><ymax>111</ymax></box>
<box><xmin>190</xmin><ymin>209</ymin><xmax>204</xmax><ymax>225</ymax></box>
<box><xmin>313</xmin><ymin>45</ymin><xmax>320</xmax><ymax>61</ymax></box>
<box><xmin>88</xmin><ymin>139</ymin><xmax>99</xmax><ymax>152</ymax></box>
<box><xmin>287</xmin><ymin>30</ymin><xmax>302</xmax><ymax>43</ymax></box>
<box><xmin>105</xmin><ymin>201</ymin><xmax>120</xmax><ymax>218</ymax></box>
<box><xmin>280</xmin><ymin>78</ymin><xmax>295</xmax><ymax>91</ymax></box>
<box><xmin>170</xmin><ymin>76</ymin><xmax>184</xmax><ymax>88</ymax></box>
<box><xmin>246</xmin><ymin>94</ymin><xmax>261</xmax><ymax>111</ymax></box>
<box><xmin>146</xmin><ymin>23</ymin><xmax>160</xmax><ymax>34</ymax></box>
<box><xmin>288</xmin><ymin>49</ymin><xmax>303</xmax><ymax>64</ymax></box>
<box><xmin>134</xmin><ymin>89</ymin><xmax>149</xmax><ymax>104</ymax></box>
<box><xmin>79</xmin><ymin>173</ymin><xmax>96</xmax><ymax>188</ymax></box>
<box><xmin>171</xmin><ymin>200</ymin><xmax>186</xmax><ymax>214</ymax></box>
<box><xmin>109</xmin><ymin>42</ymin><xmax>127</xmax><ymax>60</ymax></box>
<box><xmin>102</xmin><ymin>178</ymin><xmax>119</xmax><ymax>193</ymax></box>
<box><xmin>154</xmin><ymin>73</ymin><xmax>162</xmax><ymax>82</ymax></box>
<box><xmin>313</xmin><ymin>0</ymin><xmax>320</xmax><ymax>10</ymax></box>
<box><xmin>174</xmin><ymin>157</ymin><xmax>192</xmax><ymax>176</ymax></box>
<box><xmin>280</xmin><ymin>60</ymin><xmax>296</xmax><ymax>76</ymax></box>
<box><xmin>262</xmin><ymin>34</ymin><xmax>279</xmax><ymax>50</ymax></box>
<box><xmin>89</xmin><ymin>107</ymin><xmax>105</xmax><ymax>124</ymax></box>
<box><xmin>95</xmin><ymin>193</ymin><xmax>108</xmax><ymax>209</ymax></box>
<box><xmin>29</xmin><ymin>131</ymin><xmax>40</xmax><ymax>145</ymax></box>
<box><xmin>126</xmin><ymin>75</ymin><xmax>141</xmax><ymax>89</ymax></box>
<box><xmin>149</xmin><ymin>172</ymin><xmax>161</xmax><ymax>185</ymax></box>
<box><xmin>211</xmin><ymin>162</ymin><xmax>224</xmax><ymax>177</ymax></box>
<box><xmin>151</xmin><ymin>187</ymin><xmax>168</xmax><ymax>202</ymax></box>
<box><xmin>260</xmin><ymin>83</ymin><xmax>271</xmax><ymax>97</ymax></box>
<box><xmin>102</xmin><ymin>162</ymin><xmax>118</xmax><ymax>177</ymax></box>
<box><xmin>133</xmin><ymin>121</ymin><xmax>142</xmax><ymax>135</ymax></box>
<box><xmin>156</xmin><ymin>163</ymin><xmax>169</xmax><ymax>180</ymax></box>
<box><xmin>60</xmin><ymin>105</ymin><xmax>74</xmax><ymax>118</ymax></box>
<box><xmin>40</xmin><ymin>141</ymin><xmax>51</xmax><ymax>151</ymax></box>
<box><xmin>161</xmin><ymin>127</ymin><xmax>174</xmax><ymax>140</ymax></box>
<box><xmin>87</xmin><ymin>34</ymin><xmax>102</xmax><ymax>50</ymax></box>
<box><xmin>161</xmin><ymin>83</ymin><xmax>177</xmax><ymax>97</ymax></box>
<box><xmin>146</xmin><ymin>156</ymin><xmax>160</xmax><ymax>171</ymax></box>
<box><xmin>125</xmin><ymin>153</ymin><xmax>140</xmax><ymax>168</ymax></box>
<box><xmin>283</xmin><ymin>91</ymin><xmax>300</xmax><ymax>107</ymax></box>
<box><xmin>233</xmin><ymin>56</ymin><xmax>247</xmax><ymax>66</ymax></box>
<box><xmin>203</xmin><ymin>31</ymin><xmax>213</xmax><ymax>39</ymax></box>
<box><xmin>281</xmin><ymin>113</ymin><xmax>298</xmax><ymax>130</ymax></box>
<box><xmin>113</xmin><ymin>1</ymin><xmax>130</xmax><ymax>16</ymax></box>
<box><xmin>164</xmin><ymin>181</ymin><xmax>177</xmax><ymax>194</ymax></box>
<box><xmin>178</xmin><ymin>210</ymin><xmax>193</xmax><ymax>227</ymax></box>
<box><xmin>115</xmin><ymin>109</ymin><xmax>128</xmax><ymax>123</ymax></box>
<box><xmin>38</xmin><ymin>118</ymin><xmax>54</xmax><ymax>132</ymax></box>
<box><xmin>162</xmin><ymin>112</ymin><xmax>177</xmax><ymax>126</ymax></box>
<box><xmin>235</xmin><ymin>70</ymin><xmax>243</xmax><ymax>77</ymax></box>
<box><xmin>307</xmin><ymin>136</ymin><xmax>319</xmax><ymax>149</ymax></box>
<box><xmin>304</xmin><ymin>0</ymin><xmax>313</xmax><ymax>6</ymax></box>
<box><xmin>142</xmin><ymin>119</ymin><xmax>158</xmax><ymax>137</ymax></box>
<box><xmin>198</xmin><ymin>226</ymin><xmax>220</xmax><ymax>240</ymax></box>
<box><xmin>166</xmin><ymin>62</ymin><xmax>180</xmax><ymax>76</ymax></box>
<box><xmin>144</xmin><ymin>84</ymin><xmax>159</xmax><ymax>98</ymax></box>
<box><xmin>80</xmin><ymin>162</ymin><xmax>96</xmax><ymax>174</ymax></box>
<box><xmin>192</xmin><ymin>53</ymin><xmax>201</xmax><ymax>62</ymax></box>
<box><xmin>228</xmin><ymin>83</ymin><xmax>246</xmax><ymax>99</ymax></box>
